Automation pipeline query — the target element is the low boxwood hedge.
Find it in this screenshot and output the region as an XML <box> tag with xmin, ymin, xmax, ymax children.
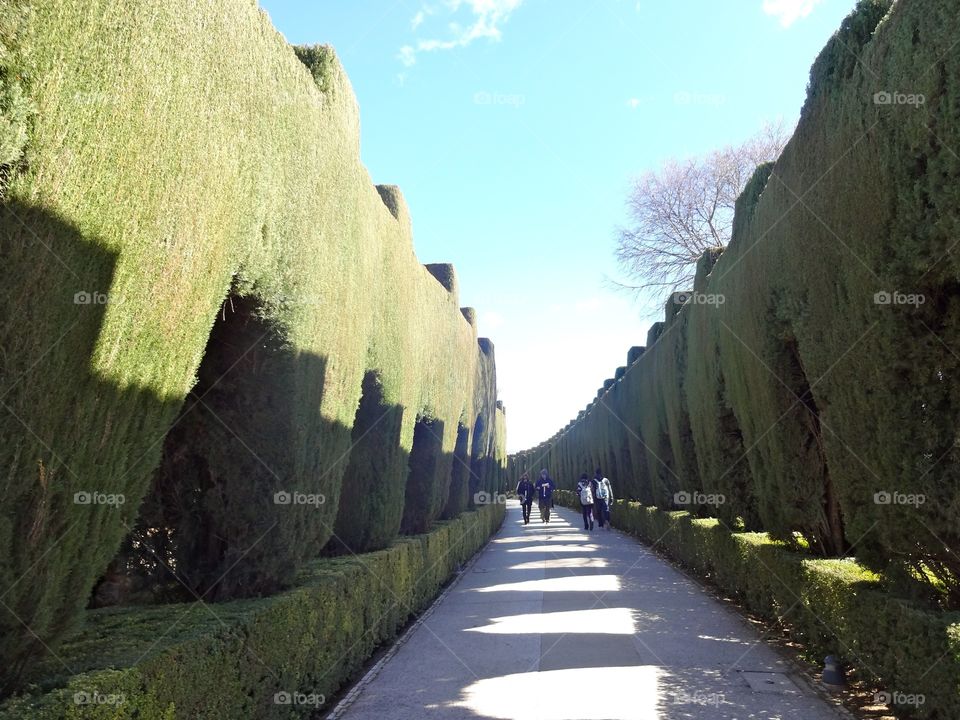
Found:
<box><xmin>0</xmin><ymin>503</ymin><xmax>504</xmax><ymax>719</ymax></box>
<box><xmin>556</xmin><ymin>491</ymin><xmax>960</xmax><ymax>718</ymax></box>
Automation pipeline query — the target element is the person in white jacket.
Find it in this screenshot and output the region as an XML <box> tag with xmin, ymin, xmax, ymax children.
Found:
<box><xmin>595</xmin><ymin>468</ymin><xmax>614</xmax><ymax>530</ymax></box>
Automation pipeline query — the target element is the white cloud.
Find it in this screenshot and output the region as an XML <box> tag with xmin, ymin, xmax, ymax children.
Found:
<box><xmin>762</xmin><ymin>0</ymin><xmax>823</xmax><ymax>27</ymax></box>
<box><xmin>398</xmin><ymin>45</ymin><xmax>417</xmax><ymax>67</ymax></box>
<box><xmin>400</xmin><ymin>0</ymin><xmax>523</xmax><ymax>68</ymax></box>
<box><xmin>417</xmin><ymin>38</ymin><xmax>459</xmax><ymax>52</ymax></box>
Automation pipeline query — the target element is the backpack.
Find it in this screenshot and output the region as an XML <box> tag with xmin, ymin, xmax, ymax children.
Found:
<box><xmin>579</xmin><ymin>483</ymin><xmax>593</xmax><ymax>505</ymax></box>
<box><xmin>596</xmin><ymin>480</ymin><xmax>608</xmax><ymax>500</ymax></box>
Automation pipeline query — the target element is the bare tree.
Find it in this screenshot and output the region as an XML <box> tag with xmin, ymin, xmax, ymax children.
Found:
<box><xmin>614</xmin><ymin>121</ymin><xmax>790</xmax><ymax>296</ymax></box>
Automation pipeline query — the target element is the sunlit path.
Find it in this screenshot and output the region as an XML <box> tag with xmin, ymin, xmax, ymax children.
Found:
<box><xmin>334</xmin><ymin>501</ymin><xmax>843</xmax><ymax>719</ymax></box>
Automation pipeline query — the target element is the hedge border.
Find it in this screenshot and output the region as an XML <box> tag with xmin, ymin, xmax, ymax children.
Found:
<box><xmin>555</xmin><ymin>491</ymin><xmax>960</xmax><ymax>719</ymax></box>
<box><xmin>0</xmin><ymin>503</ymin><xmax>505</xmax><ymax>720</ymax></box>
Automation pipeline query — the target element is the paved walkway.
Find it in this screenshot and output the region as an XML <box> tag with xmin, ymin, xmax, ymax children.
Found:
<box><xmin>335</xmin><ymin>501</ymin><xmax>844</xmax><ymax>719</ymax></box>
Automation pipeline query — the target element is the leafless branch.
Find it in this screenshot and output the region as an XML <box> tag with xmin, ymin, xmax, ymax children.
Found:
<box><xmin>614</xmin><ymin>120</ymin><xmax>790</xmax><ymax>299</ymax></box>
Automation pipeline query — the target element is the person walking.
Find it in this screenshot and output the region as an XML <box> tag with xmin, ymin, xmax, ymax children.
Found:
<box><xmin>593</xmin><ymin>468</ymin><xmax>610</xmax><ymax>530</ymax></box>
<box><xmin>597</xmin><ymin>470</ymin><xmax>614</xmax><ymax>530</ymax></box>
<box><xmin>535</xmin><ymin>469</ymin><xmax>555</xmax><ymax>523</ymax></box>
<box><xmin>516</xmin><ymin>473</ymin><xmax>534</xmax><ymax>525</ymax></box>
<box><xmin>576</xmin><ymin>473</ymin><xmax>595</xmax><ymax>530</ymax></box>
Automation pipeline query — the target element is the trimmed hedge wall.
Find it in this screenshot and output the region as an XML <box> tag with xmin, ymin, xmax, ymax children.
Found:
<box><xmin>0</xmin><ymin>503</ymin><xmax>504</xmax><ymax>720</ymax></box>
<box><xmin>512</xmin><ymin>0</ymin><xmax>960</xmax><ymax>602</ymax></box>
<box><xmin>0</xmin><ymin>0</ymin><xmax>506</xmax><ymax>690</ymax></box>
<box><xmin>554</xmin><ymin>491</ymin><xmax>960</xmax><ymax>719</ymax></box>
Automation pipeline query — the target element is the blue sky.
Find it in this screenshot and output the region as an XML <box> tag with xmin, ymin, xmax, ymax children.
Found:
<box><xmin>260</xmin><ymin>0</ymin><xmax>859</xmax><ymax>453</ymax></box>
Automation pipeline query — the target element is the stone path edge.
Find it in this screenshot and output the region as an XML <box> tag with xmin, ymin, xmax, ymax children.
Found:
<box><xmin>325</xmin><ymin>512</ymin><xmax>507</xmax><ymax>719</ymax></box>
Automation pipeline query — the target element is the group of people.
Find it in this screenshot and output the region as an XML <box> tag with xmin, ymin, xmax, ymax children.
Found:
<box><xmin>514</xmin><ymin>469</ymin><xmax>556</xmax><ymax>524</ymax></box>
<box><xmin>576</xmin><ymin>470</ymin><xmax>614</xmax><ymax>531</ymax></box>
<box><xmin>513</xmin><ymin>468</ymin><xmax>615</xmax><ymax>531</ymax></box>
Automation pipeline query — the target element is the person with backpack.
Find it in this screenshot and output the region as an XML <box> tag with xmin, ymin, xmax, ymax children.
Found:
<box><xmin>516</xmin><ymin>473</ymin><xmax>534</xmax><ymax>525</ymax></box>
<box><xmin>593</xmin><ymin>468</ymin><xmax>611</xmax><ymax>530</ymax></box>
<box><xmin>535</xmin><ymin>469</ymin><xmax>555</xmax><ymax>523</ymax></box>
<box><xmin>596</xmin><ymin>469</ymin><xmax>614</xmax><ymax>530</ymax></box>
<box><xmin>576</xmin><ymin>473</ymin><xmax>595</xmax><ymax>530</ymax></box>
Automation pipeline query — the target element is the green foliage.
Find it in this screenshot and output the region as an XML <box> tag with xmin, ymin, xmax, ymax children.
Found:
<box><xmin>514</xmin><ymin>22</ymin><xmax>960</xmax><ymax>710</ymax></box>
<box><xmin>135</xmin><ymin>294</ymin><xmax>338</xmax><ymax>599</ymax></box>
<box><xmin>0</xmin><ymin>504</ymin><xmax>504</xmax><ymax>719</ymax></box>
<box><xmin>494</xmin><ymin>404</ymin><xmax>508</xmax><ymax>492</ymax></box>
<box><xmin>424</xmin><ymin>263</ymin><xmax>458</xmax><ymax>294</ymax></box>
<box><xmin>804</xmin><ymin>0</ymin><xmax>892</xmax><ymax>106</ymax></box>
<box><xmin>518</xmin><ymin>0</ymin><xmax>960</xmax><ymax>587</ymax></box>
<box><xmin>292</xmin><ymin>44</ymin><xmax>337</xmax><ymax>96</ymax></box>
<box><xmin>648</xmin><ymin>298</ymin><xmax>696</xmax><ymax>509</ymax></box>
<box><xmin>0</xmin><ymin>1</ymin><xmax>30</xmax><ymax>176</ymax></box>
<box><xmin>332</xmin><ymin>372</ymin><xmax>408</xmax><ymax>552</ymax></box>
<box><xmin>0</xmin><ymin>0</ymin><xmax>504</xmax><ymax>689</ymax></box>
<box><xmin>685</xmin><ymin>247</ymin><xmax>759</xmax><ymax>528</ymax></box>
<box><xmin>468</xmin><ymin>339</ymin><xmax>500</xmax><ymax>505</ymax></box>
<box><xmin>400</xmin><ymin>417</ymin><xmax>446</xmax><ymax>534</ymax></box>
<box><xmin>441</xmin><ymin>424</ymin><xmax>471</xmax><ymax>519</ymax></box>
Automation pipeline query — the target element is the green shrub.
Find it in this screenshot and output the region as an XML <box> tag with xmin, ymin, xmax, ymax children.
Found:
<box><xmin>0</xmin><ymin>504</ymin><xmax>504</xmax><ymax>719</ymax></box>
<box><xmin>135</xmin><ymin>294</ymin><xmax>340</xmax><ymax>600</ymax></box>
<box><xmin>401</xmin><ymin>416</ymin><xmax>447</xmax><ymax>534</ymax></box>
<box><xmin>441</xmin><ymin>423</ymin><xmax>471</xmax><ymax>519</ymax></box>
<box><xmin>332</xmin><ymin>371</ymin><xmax>408</xmax><ymax>552</ymax></box>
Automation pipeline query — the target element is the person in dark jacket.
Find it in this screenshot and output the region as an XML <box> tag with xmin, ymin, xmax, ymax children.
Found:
<box><xmin>576</xmin><ymin>473</ymin><xmax>595</xmax><ymax>530</ymax></box>
<box><xmin>535</xmin><ymin>469</ymin><xmax>555</xmax><ymax>523</ymax></box>
<box><xmin>516</xmin><ymin>473</ymin><xmax>534</xmax><ymax>524</ymax></box>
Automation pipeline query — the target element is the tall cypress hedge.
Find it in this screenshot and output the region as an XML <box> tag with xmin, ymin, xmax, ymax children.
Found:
<box><xmin>0</xmin><ymin>0</ymin><xmax>504</xmax><ymax>691</ymax></box>
<box><xmin>685</xmin><ymin>248</ymin><xmax>760</xmax><ymax>529</ymax></box>
<box><xmin>135</xmin><ymin>292</ymin><xmax>340</xmax><ymax>600</ymax></box>
<box><xmin>331</xmin><ymin>372</ymin><xmax>408</xmax><ymax>553</ymax></box>
<box><xmin>513</xmin><ymin>0</ymin><xmax>960</xmax><ymax>604</ymax></box>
